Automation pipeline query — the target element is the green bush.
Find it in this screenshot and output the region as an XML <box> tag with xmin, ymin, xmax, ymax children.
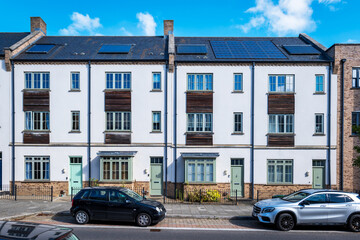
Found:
<box><xmin>187</xmin><ymin>189</ymin><xmax>221</xmax><ymax>202</ymax></box>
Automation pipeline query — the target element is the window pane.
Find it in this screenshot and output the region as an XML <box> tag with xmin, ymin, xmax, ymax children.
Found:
<box><xmin>234</xmin><ymin>74</ymin><xmax>242</xmax><ymax>91</ymax></box>
<box><xmin>123</xmin><ymin>73</ymin><xmax>131</xmax><ymax>89</ymax></box>
<box><xmin>188</xmin><ymin>75</ymin><xmax>195</xmax><ymax>90</ymax></box>
<box><xmin>234</xmin><ymin>113</ymin><xmax>242</xmax><ymax>132</ymax></box>
<box><xmin>278</xmin><ymin>115</ymin><xmax>285</xmax><ymax>133</ymax></box>
<box><xmin>103</xmin><ymin>162</ymin><xmax>110</xmax><ymax>180</ymax></box>
<box><xmin>269</xmin><ymin>76</ymin><xmax>276</xmax><ymax>92</ymax></box>
<box><xmin>153</xmin><ymin>112</ymin><xmax>161</xmax><ymax>131</ymax></box>
<box><xmin>205</xmin><ymin>114</ymin><xmax>212</xmax><ymax>131</ymax></box>
<box><xmin>285</xmin><ymin>165</ymin><xmax>292</xmax><ymax>183</ymax></box>
<box><xmin>34</xmin><ymin>161</ymin><xmax>41</xmax><ymax>179</ymax></box>
<box><xmin>206</xmin><ymin>164</ymin><xmax>213</xmax><ymax>182</ymax></box>
<box><xmin>42</xmin><ymin>73</ymin><xmax>50</xmax><ymax>89</ymax></box>
<box><xmin>115</xmin><ymin>73</ymin><xmax>122</xmax><ymax>89</ymax></box>
<box><xmin>197</xmin><ymin>163</ymin><xmax>204</xmax><ymax>182</ymax></box>
<box><xmin>25</xmin><ymin>162</ymin><xmax>32</xmax><ymax>179</ymax></box>
<box><xmin>269</xmin><ymin>115</ymin><xmax>276</xmax><ymax>133</ymax></box>
<box><xmin>188</xmin><ymin>163</ymin><xmax>195</xmax><ymax>182</ymax></box>
<box><xmin>112</xmin><ymin>162</ymin><xmax>119</xmax><ymax>180</ymax></box>
<box><xmin>286</xmin><ymin>115</ymin><xmax>293</xmax><ymax>133</ymax></box>
<box><xmin>188</xmin><ymin>114</ymin><xmax>194</xmax><ymax>131</ymax></box>
<box><xmin>196</xmin><ymin>114</ymin><xmax>203</xmax><ymax>131</ymax></box>
<box><xmin>153</xmin><ymin>73</ymin><xmax>161</xmax><ymax>90</ymax></box>
<box><xmin>268</xmin><ymin>165</ymin><xmax>275</xmax><ymax>183</ymax></box>
<box><xmin>43</xmin><ymin>112</ymin><xmax>49</xmax><ymax>130</ymax></box>
<box><xmin>25</xmin><ymin>112</ymin><xmax>32</xmax><ymax>130</ymax></box>
<box><xmin>123</xmin><ymin>112</ymin><xmax>131</xmax><ymax>130</ymax></box>
<box><xmin>316</xmin><ymin>75</ymin><xmax>323</xmax><ymax>92</ymax></box>
<box><xmin>276</xmin><ymin>165</ymin><xmax>283</xmax><ymax>183</ymax></box>
<box><xmin>106</xmin><ymin>73</ymin><xmax>113</xmax><ymax>89</ymax></box>
<box><xmin>106</xmin><ymin>113</ymin><xmax>113</xmax><ymax>130</ymax></box>
<box><xmin>205</xmin><ymin>74</ymin><xmax>212</xmax><ymax>90</ymax></box>
<box><xmin>315</xmin><ymin>115</ymin><xmax>323</xmax><ymax>133</ymax></box>
<box><xmin>286</xmin><ymin>75</ymin><xmax>293</xmax><ymax>92</ymax></box>
<box><xmin>196</xmin><ymin>75</ymin><xmax>203</xmax><ymax>90</ymax></box>
<box><xmin>34</xmin><ymin>73</ymin><xmax>41</xmax><ymax>88</ymax></box>
<box><xmin>277</xmin><ymin>76</ymin><xmax>286</xmax><ymax>92</ymax></box>
<box><xmin>121</xmin><ymin>162</ymin><xmax>128</xmax><ymax>180</ymax></box>
<box><xmin>43</xmin><ymin>161</ymin><xmax>50</xmax><ymax>180</ymax></box>
<box><xmin>34</xmin><ymin>112</ymin><xmax>41</xmax><ymax>130</ymax></box>
<box><xmin>25</xmin><ymin>73</ymin><xmax>32</xmax><ymax>88</ymax></box>
<box><xmin>115</xmin><ymin>112</ymin><xmax>121</xmax><ymax>130</ymax></box>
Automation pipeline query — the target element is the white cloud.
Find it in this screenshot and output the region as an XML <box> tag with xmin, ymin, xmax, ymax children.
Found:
<box><xmin>59</xmin><ymin>12</ymin><xmax>102</xmax><ymax>36</ymax></box>
<box><xmin>318</xmin><ymin>0</ymin><xmax>341</xmax><ymax>4</ymax></box>
<box><xmin>241</xmin><ymin>0</ymin><xmax>316</xmax><ymax>36</ymax></box>
<box><xmin>120</xmin><ymin>27</ymin><xmax>133</xmax><ymax>36</ymax></box>
<box><xmin>347</xmin><ymin>39</ymin><xmax>359</xmax><ymax>43</ymax></box>
<box><xmin>136</xmin><ymin>12</ymin><xmax>157</xmax><ymax>36</ymax></box>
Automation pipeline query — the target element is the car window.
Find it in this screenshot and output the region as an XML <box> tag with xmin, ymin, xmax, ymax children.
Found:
<box><xmin>305</xmin><ymin>194</ymin><xmax>327</xmax><ymax>204</ymax></box>
<box><xmin>88</xmin><ymin>190</ymin><xmax>108</xmax><ymax>201</ymax></box>
<box><xmin>282</xmin><ymin>191</ymin><xmax>310</xmax><ymax>202</ymax></box>
<box><xmin>345</xmin><ymin>195</ymin><xmax>354</xmax><ymax>202</ymax></box>
<box><xmin>329</xmin><ymin>194</ymin><xmax>346</xmax><ymax>203</ymax></box>
<box><xmin>109</xmin><ymin>190</ymin><xmax>126</xmax><ymax>203</ymax></box>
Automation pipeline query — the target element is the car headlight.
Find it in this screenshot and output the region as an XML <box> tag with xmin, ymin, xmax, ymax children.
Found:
<box><xmin>262</xmin><ymin>207</ymin><xmax>275</xmax><ymax>213</ymax></box>
<box><xmin>156</xmin><ymin>207</ymin><xmax>161</xmax><ymax>212</ymax></box>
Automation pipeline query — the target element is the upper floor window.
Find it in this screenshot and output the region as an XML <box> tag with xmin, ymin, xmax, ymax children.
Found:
<box><xmin>315</xmin><ymin>75</ymin><xmax>324</xmax><ymax>93</ymax></box>
<box><xmin>269</xmin><ymin>114</ymin><xmax>294</xmax><ymax>134</ymax></box>
<box><xmin>71</xmin><ymin>111</ymin><xmax>80</xmax><ymax>132</ymax></box>
<box><xmin>25</xmin><ymin>156</ymin><xmax>50</xmax><ymax>181</ymax></box>
<box><xmin>315</xmin><ymin>113</ymin><xmax>324</xmax><ymax>134</ymax></box>
<box><xmin>353</xmin><ymin>68</ymin><xmax>360</xmax><ymax>88</ymax></box>
<box><xmin>269</xmin><ymin>75</ymin><xmax>294</xmax><ymax>93</ymax></box>
<box><xmin>234</xmin><ymin>112</ymin><xmax>243</xmax><ymax>133</ymax></box>
<box><xmin>234</xmin><ymin>74</ymin><xmax>243</xmax><ymax>91</ymax></box>
<box><xmin>25</xmin><ymin>72</ymin><xmax>50</xmax><ymax>89</ymax></box>
<box><xmin>187</xmin><ymin>113</ymin><xmax>212</xmax><ymax>132</ymax></box>
<box><xmin>187</xmin><ymin>74</ymin><xmax>213</xmax><ymax>91</ymax></box>
<box><xmin>152</xmin><ymin>73</ymin><xmax>161</xmax><ymax>90</ymax></box>
<box><xmin>25</xmin><ymin>111</ymin><xmax>49</xmax><ymax>131</ymax></box>
<box><xmin>106</xmin><ymin>73</ymin><xmax>131</xmax><ymax>89</ymax></box>
<box><xmin>152</xmin><ymin>111</ymin><xmax>161</xmax><ymax>132</ymax></box>
<box><xmin>71</xmin><ymin>72</ymin><xmax>80</xmax><ymax>90</ymax></box>
<box><xmin>352</xmin><ymin>112</ymin><xmax>360</xmax><ymax>134</ymax></box>
<box><xmin>106</xmin><ymin>112</ymin><xmax>131</xmax><ymax>131</ymax></box>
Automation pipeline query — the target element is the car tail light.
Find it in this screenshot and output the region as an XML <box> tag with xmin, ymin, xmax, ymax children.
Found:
<box><xmin>72</xmin><ymin>199</ymin><xmax>74</xmax><ymax>207</ymax></box>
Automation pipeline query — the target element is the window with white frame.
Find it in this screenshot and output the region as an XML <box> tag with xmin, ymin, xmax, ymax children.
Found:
<box><xmin>187</xmin><ymin>74</ymin><xmax>213</xmax><ymax>91</ymax></box>
<box><xmin>234</xmin><ymin>112</ymin><xmax>243</xmax><ymax>133</ymax></box>
<box><xmin>25</xmin><ymin>111</ymin><xmax>49</xmax><ymax>131</ymax></box>
<box><xmin>71</xmin><ymin>111</ymin><xmax>80</xmax><ymax>131</ymax></box>
<box><xmin>234</xmin><ymin>74</ymin><xmax>243</xmax><ymax>91</ymax></box>
<box><xmin>25</xmin><ymin>72</ymin><xmax>50</xmax><ymax>89</ymax></box>
<box><xmin>152</xmin><ymin>73</ymin><xmax>161</xmax><ymax>90</ymax></box>
<box><xmin>71</xmin><ymin>72</ymin><xmax>80</xmax><ymax>90</ymax></box>
<box><xmin>269</xmin><ymin>114</ymin><xmax>294</xmax><ymax>133</ymax></box>
<box><xmin>106</xmin><ymin>112</ymin><xmax>131</xmax><ymax>131</ymax></box>
<box><xmin>353</xmin><ymin>68</ymin><xmax>360</xmax><ymax>88</ymax></box>
<box><xmin>25</xmin><ymin>156</ymin><xmax>50</xmax><ymax>181</ymax></box>
<box><xmin>315</xmin><ymin>75</ymin><xmax>324</xmax><ymax>93</ymax></box>
<box><xmin>269</xmin><ymin>75</ymin><xmax>294</xmax><ymax>92</ymax></box>
<box><xmin>106</xmin><ymin>72</ymin><xmax>131</xmax><ymax>89</ymax></box>
<box><xmin>185</xmin><ymin>159</ymin><xmax>215</xmax><ymax>183</ymax></box>
<box><xmin>315</xmin><ymin>114</ymin><xmax>324</xmax><ymax>134</ymax></box>
<box><xmin>101</xmin><ymin>156</ymin><xmax>132</xmax><ymax>181</ymax></box>
<box><xmin>267</xmin><ymin>160</ymin><xmax>293</xmax><ymax>184</ymax></box>
<box><xmin>152</xmin><ymin>111</ymin><xmax>161</xmax><ymax>131</ymax></box>
<box><xmin>187</xmin><ymin>113</ymin><xmax>212</xmax><ymax>132</ymax></box>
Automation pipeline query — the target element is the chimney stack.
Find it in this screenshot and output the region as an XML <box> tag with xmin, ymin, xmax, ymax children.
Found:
<box><xmin>31</xmin><ymin>17</ymin><xmax>47</xmax><ymax>35</ymax></box>
<box><xmin>163</xmin><ymin>20</ymin><xmax>173</xmax><ymax>36</ymax></box>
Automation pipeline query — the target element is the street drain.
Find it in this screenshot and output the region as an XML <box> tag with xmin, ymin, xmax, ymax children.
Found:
<box><xmin>150</xmin><ymin>229</ymin><xmax>161</xmax><ymax>232</ymax></box>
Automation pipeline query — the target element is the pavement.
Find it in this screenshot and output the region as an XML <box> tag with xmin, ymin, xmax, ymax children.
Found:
<box><xmin>0</xmin><ymin>196</ymin><xmax>254</xmax><ymax>221</ymax></box>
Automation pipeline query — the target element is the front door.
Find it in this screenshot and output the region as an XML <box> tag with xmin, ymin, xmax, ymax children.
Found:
<box><xmin>69</xmin><ymin>157</ymin><xmax>82</xmax><ymax>194</ymax></box>
<box><xmin>150</xmin><ymin>157</ymin><xmax>163</xmax><ymax>196</ymax></box>
<box><xmin>231</xmin><ymin>159</ymin><xmax>244</xmax><ymax>197</ymax></box>
<box><xmin>312</xmin><ymin>160</ymin><xmax>325</xmax><ymax>189</ymax></box>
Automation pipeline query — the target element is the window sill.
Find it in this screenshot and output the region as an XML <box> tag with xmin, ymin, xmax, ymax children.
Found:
<box><xmin>185</xmin><ymin>182</ymin><xmax>216</xmax><ymax>185</ymax></box>
<box><xmin>266</xmin><ymin>133</ymin><xmax>295</xmax><ymax>136</ymax></box>
<box><xmin>103</xmin><ymin>89</ymin><xmax>132</xmax><ymax>92</ymax></box>
<box><xmin>150</xmin><ymin>131</ymin><xmax>162</xmax><ymax>134</ymax></box>
<box><xmin>22</xmin><ymin>180</ymin><xmax>51</xmax><ymax>183</ymax></box>
<box><xmin>231</xmin><ymin>91</ymin><xmax>244</xmax><ymax>94</ymax></box>
<box><xmin>186</xmin><ymin>90</ymin><xmax>214</xmax><ymax>93</ymax></box>
<box><xmin>185</xmin><ymin>132</ymin><xmax>214</xmax><ymax>135</ymax></box>
<box><xmin>68</xmin><ymin>89</ymin><xmax>81</xmax><ymax>92</ymax></box>
<box><xmin>22</xmin><ymin>89</ymin><xmax>51</xmax><ymax>92</ymax></box>
<box><xmin>99</xmin><ymin>181</ymin><xmax>132</xmax><ymax>184</ymax></box>
<box><xmin>69</xmin><ymin>131</ymin><xmax>81</xmax><ymax>134</ymax></box>
<box><xmin>267</xmin><ymin>92</ymin><xmax>295</xmax><ymax>95</ymax></box>
<box><xmin>266</xmin><ymin>183</ymin><xmax>293</xmax><ymax>186</ymax></box>
<box><xmin>103</xmin><ymin>131</ymin><xmax>132</xmax><ymax>133</ymax></box>
<box><xmin>350</xmin><ymin>88</ymin><xmax>360</xmax><ymax>90</ymax></box>
<box><xmin>22</xmin><ymin>130</ymin><xmax>51</xmax><ymax>133</ymax></box>
<box><xmin>313</xmin><ymin>92</ymin><xmax>325</xmax><ymax>95</ymax></box>
<box><xmin>313</xmin><ymin>133</ymin><xmax>325</xmax><ymax>136</ymax></box>
<box><xmin>232</xmin><ymin>132</ymin><xmax>244</xmax><ymax>135</ymax></box>
<box><xmin>150</xmin><ymin>89</ymin><xmax>162</xmax><ymax>92</ymax></box>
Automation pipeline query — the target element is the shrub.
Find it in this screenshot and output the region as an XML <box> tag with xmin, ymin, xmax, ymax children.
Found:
<box><xmin>187</xmin><ymin>189</ymin><xmax>221</xmax><ymax>202</ymax></box>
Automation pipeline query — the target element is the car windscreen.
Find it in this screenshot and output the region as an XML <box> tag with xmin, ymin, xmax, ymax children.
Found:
<box><xmin>121</xmin><ymin>189</ymin><xmax>144</xmax><ymax>202</ymax></box>
<box><xmin>282</xmin><ymin>191</ymin><xmax>310</xmax><ymax>202</ymax></box>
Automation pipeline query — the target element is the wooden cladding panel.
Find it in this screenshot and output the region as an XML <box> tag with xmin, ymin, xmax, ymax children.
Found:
<box><xmin>23</xmin><ymin>91</ymin><xmax>50</xmax><ymax>111</ymax></box>
<box><xmin>23</xmin><ymin>133</ymin><xmax>49</xmax><ymax>144</ymax></box>
<box><xmin>105</xmin><ymin>91</ymin><xmax>131</xmax><ymax>111</ymax></box>
<box><xmin>267</xmin><ymin>135</ymin><xmax>294</xmax><ymax>147</ymax></box>
<box><xmin>268</xmin><ymin>94</ymin><xmax>294</xmax><ymax>114</ymax></box>
<box><xmin>105</xmin><ymin>133</ymin><xmax>131</xmax><ymax>144</ymax></box>
<box><xmin>186</xmin><ymin>92</ymin><xmax>213</xmax><ymax>113</ymax></box>
<box><xmin>186</xmin><ymin>133</ymin><xmax>213</xmax><ymax>146</ymax></box>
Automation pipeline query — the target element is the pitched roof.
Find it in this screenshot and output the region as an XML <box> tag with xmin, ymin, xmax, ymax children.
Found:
<box><xmin>0</xmin><ymin>32</ymin><xmax>30</xmax><ymax>56</ymax></box>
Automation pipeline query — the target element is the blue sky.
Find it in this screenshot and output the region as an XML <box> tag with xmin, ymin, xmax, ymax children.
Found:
<box><xmin>0</xmin><ymin>0</ymin><xmax>358</xmax><ymax>47</ymax></box>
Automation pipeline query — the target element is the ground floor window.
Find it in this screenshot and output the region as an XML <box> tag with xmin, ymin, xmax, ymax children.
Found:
<box><xmin>25</xmin><ymin>156</ymin><xmax>50</xmax><ymax>180</ymax></box>
<box><xmin>100</xmin><ymin>157</ymin><xmax>132</xmax><ymax>181</ymax></box>
<box><xmin>185</xmin><ymin>159</ymin><xmax>215</xmax><ymax>183</ymax></box>
<box><xmin>267</xmin><ymin>160</ymin><xmax>293</xmax><ymax>184</ymax></box>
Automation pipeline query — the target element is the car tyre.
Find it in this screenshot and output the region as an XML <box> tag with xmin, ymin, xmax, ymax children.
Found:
<box><xmin>75</xmin><ymin>210</ymin><xmax>89</xmax><ymax>224</ymax></box>
<box><xmin>348</xmin><ymin>214</ymin><xmax>360</xmax><ymax>232</ymax></box>
<box><xmin>136</xmin><ymin>213</ymin><xmax>152</xmax><ymax>227</ymax></box>
<box><xmin>276</xmin><ymin>213</ymin><xmax>295</xmax><ymax>231</ymax></box>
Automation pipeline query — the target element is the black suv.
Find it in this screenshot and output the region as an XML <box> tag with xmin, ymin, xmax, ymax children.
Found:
<box><xmin>70</xmin><ymin>187</ymin><xmax>166</xmax><ymax>227</ymax></box>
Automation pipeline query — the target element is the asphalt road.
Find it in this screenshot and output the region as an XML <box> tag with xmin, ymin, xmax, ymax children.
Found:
<box><xmin>71</xmin><ymin>227</ymin><xmax>359</xmax><ymax>240</ymax></box>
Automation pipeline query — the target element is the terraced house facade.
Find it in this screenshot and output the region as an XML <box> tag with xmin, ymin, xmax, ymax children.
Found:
<box><xmin>0</xmin><ymin>18</ymin><xmax>339</xmax><ymax>199</ymax></box>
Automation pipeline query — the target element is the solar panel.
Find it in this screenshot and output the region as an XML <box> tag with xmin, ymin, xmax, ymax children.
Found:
<box><xmin>283</xmin><ymin>45</ymin><xmax>320</xmax><ymax>55</ymax></box>
<box><xmin>210</xmin><ymin>40</ymin><xmax>286</xmax><ymax>59</ymax></box>
<box><xmin>177</xmin><ymin>44</ymin><xmax>207</xmax><ymax>54</ymax></box>
<box><xmin>98</xmin><ymin>44</ymin><xmax>132</xmax><ymax>54</ymax></box>
<box><xmin>26</xmin><ymin>44</ymin><xmax>55</xmax><ymax>53</ymax></box>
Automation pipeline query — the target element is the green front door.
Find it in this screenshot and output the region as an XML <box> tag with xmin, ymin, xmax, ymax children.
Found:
<box><xmin>231</xmin><ymin>159</ymin><xmax>244</xmax><ymax>197</ymax></box>
<box><xmin>69</xmin><ymin>157</ymin><xmax>83</xmax><ymax>193</ymax></box>
<box><xmin>313</xmin><ymin>167</ymin><xmax>325</xmax><ymax>189</ymax></box>
<box><xmin>150</xmin><ymin>158</ymin><xmax>163</xmax><ymax>196</ymax></box>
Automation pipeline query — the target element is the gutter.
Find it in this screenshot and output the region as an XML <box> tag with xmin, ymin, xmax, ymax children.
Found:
<box><xmin>164</xmin><ymin>62</ymin><xmax>168</xmax><ymax>200</ymax></box>
<box><xmin>88</xmin><ymin>61</ymin><xmax>92</xmax><ymax>186</ymax></box>
<box><xmin>327</xmin><ymin>62</ymin><xmax>333</xmax><ymax>188</ymax></box>
<box><xmin>11</xmin><ymin>61</ymin><xmax>15</xmax><ymax>193</ymax></box>
<box><xmin>340</xmin><ymin>59</ymin><xmax>346</xmax><ymax>190</ymax></box>
<box><xmin>250</xmin><ymin>62</ymin><xmax>255</xmax><ymax>199</ymax></box>
<box><xmin>173</xmin><ymin>62</ymin><xmax>177</xmax><ymax>197</ymax></box>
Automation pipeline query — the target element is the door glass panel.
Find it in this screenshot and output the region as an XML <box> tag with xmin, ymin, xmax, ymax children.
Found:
<box><xmin>89</xmin><ymin>190</ymin><xmax>108</xmax><ymax>201</ymax></box>
<box><xmin>329</xmin><ymin>194</ymin><xmax>346</xmax><ymax>203</ymax></box>
<box><xmin>306</xmin><ymin>194</ymin><xmax>327</xmax><ymax>204</ymax></box>
<box><xmin>109</xmin><ymin>190</ymin><xmax>126</xmax><ymax>203</ymax></box>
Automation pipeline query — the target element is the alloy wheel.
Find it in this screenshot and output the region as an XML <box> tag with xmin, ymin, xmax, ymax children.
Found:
<box><xmin>351</xmin><ymin>216</ymin><xmax>360</xmax><ymax>232</ymax></box>
<box><xmin>137</xmin><ymin>213</ymin><xmax>151</xmax><ymax>227</ymax></box>
<box><xmin>76</xmin><ymin>211</ymin><xmax>88</xmax><ymax>224</ymax></box>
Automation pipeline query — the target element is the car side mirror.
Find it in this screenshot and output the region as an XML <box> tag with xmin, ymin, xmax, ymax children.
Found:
<box><xmin>125</xmin><ymin>199</ymin><xmax>132</xmax><ymax>204</ymax></box>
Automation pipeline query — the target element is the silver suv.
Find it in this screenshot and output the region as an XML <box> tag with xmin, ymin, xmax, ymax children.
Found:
<box><xmin>253</xmin><ymin>189</ymin><xmax>360</xmax><ymax>231</ymax></box>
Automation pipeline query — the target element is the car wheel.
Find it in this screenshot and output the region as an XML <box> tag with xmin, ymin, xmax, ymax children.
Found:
<box><xmin>348</xmin><ymin>214</ymin><xmax>360</xmax><ymax>232</ymax></box>
<box><xmin>276</xmin><ymin>213</ymin><xmax>295</xmax><ymax>231</ymax></box>
<box><xmin>136</xmin><ymin>213</ymin><xmax>152</xmax><ymax>227</ymax></box>
<box><xmin>75</xmin><ymin>210</ymin><xmax>89</xmax><ymax>224</ymax></box>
